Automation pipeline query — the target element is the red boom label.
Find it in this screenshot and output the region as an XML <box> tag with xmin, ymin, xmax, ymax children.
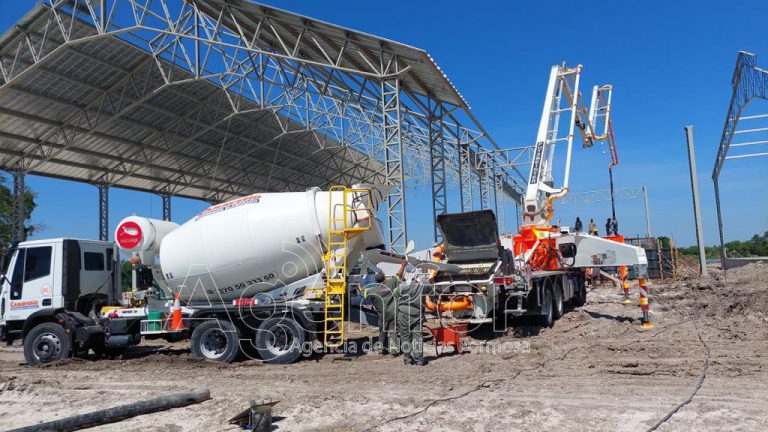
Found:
<box><xmin>116</xmin><ymin>221</ymin><xmax>142</xmax><ymax>249</ymax></box>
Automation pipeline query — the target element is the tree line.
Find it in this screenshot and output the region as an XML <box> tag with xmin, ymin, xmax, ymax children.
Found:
<box><xmin>678</xmin><ymin>231</ymin><xmax>768</xmax><ymax>259</ymax></box>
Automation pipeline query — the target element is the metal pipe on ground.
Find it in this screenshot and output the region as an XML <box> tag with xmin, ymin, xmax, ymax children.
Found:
<box><xmin>8</xmin><ymin>389</ymin><xmax>211</xmax><ymax>432</ymax></box>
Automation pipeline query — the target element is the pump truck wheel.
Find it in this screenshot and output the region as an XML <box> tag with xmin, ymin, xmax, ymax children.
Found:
<box><xmin>24</xmin><ymin>322</ymin><xmax>72</xmax><ymax>366</ymax></box>
<box><xmin>553</xmin><ymin>284</ymin><xmax>564</xmax><ymax>319</ymax></box>
<box><xmin>191</xmin><ymin>320</ymin><xmax>241</xmax><ymax>363</ymax></box>
<box><xmin>573</xmin><ymin>276</ymin><xmax>587</xmax><ymax>307</ymax></box>
<box><xmin>538</xmin><ymin>287</ymin><xmax>555</xmax><ymax>328</ymax></box>
<box><xmin>254</xmin><ymin>316</ymin><xmax>305</xmax><ymax>364</ymax></box>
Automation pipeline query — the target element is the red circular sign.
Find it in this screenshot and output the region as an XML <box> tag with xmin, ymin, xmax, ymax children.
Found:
<box><xmin>116</xmin><ymin>221</ymin><xmax>143</xmax><ymax>250</ymax></box>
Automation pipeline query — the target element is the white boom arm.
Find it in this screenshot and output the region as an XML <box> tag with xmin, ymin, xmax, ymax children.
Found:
<box><xmin>522</xmin><ymin>63</ymin><xmax>615</xmax><ymax>226</ymax></box>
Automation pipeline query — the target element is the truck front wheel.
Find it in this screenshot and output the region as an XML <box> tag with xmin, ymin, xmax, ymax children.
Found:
<box><xmin>191</xmin><ymin>320</ymin><xmax>240</xmax><ymax>363</ymax></box>
<box><xmin>255</xmin><ymin>317</ymin><xmax>305</xmax><ymax>364</ymax></box>
<box><xmin>24</xmin><ymin>322</ymin><xmax>72</xmax><ymax>366</ymax></box>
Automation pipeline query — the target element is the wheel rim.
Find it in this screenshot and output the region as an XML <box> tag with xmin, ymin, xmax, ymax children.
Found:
<box><xmin>200</xmin><ymin>327</ymin><xmax>229</xmax><ymax>359</ymax></box>
<box><xmin>265</xmin><ymin>323</ymin><xmax>294</xmax><ymax>356</ymax></box>
<box><xmin>33</xmin><ymin>332</ymin><xmax>62</xmax><ymax>363</ymax></box>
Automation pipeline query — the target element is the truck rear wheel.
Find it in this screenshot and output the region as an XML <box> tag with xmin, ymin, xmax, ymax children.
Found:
<box><xmin>191</xmin><ymin>320</ymin><xmax>240</xmax><ymax>363</ymax></box>
<box><xmin>553</xmin><ymin>286</ymin><xmax>564</xmax><ymax>319</ymax></box>
<box><xmin>538</xmin><ymin>287</ymin><xmax>555</xmax><ymax>328</ymax></box>
<box><xmin>24</xmin><ymin>323</ymin><xmax>72</xmax><ymax>366</ymax></box>
<box><xmin>255</xmin><ymin>316</ymin><xmax>304</xmax><ymax>364</ymax></box>
<box><xmin>573</xmin><ymin>281</ymin><xmax>587</xmax><ymax>307</ymax></box>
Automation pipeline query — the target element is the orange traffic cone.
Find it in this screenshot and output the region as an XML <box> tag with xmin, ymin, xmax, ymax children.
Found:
<box><xmin>170</xmin><ymin>293</ymin><xmax>184</xmax><ymax>331</ymax></box>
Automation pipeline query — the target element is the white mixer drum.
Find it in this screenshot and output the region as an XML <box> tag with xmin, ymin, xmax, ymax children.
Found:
<box><xmin>159</xmin><ymin>188</ymin><xmax>385</xmax><ymax>303</ymax></box>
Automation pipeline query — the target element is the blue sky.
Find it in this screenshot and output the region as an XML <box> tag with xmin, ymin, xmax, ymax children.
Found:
<box><xmin>1</xmin><ymin>0</ymin><xmax>767</xmax><ymax>249</ymax></box>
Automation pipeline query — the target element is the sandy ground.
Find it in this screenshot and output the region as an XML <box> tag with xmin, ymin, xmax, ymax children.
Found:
<box><xmin>1</xmin><ymin>263</ymin><xmax>767</xmax><ymax>431</ymax></box>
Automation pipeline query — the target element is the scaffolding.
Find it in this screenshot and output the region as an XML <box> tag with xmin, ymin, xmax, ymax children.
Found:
<box><xmin>0</xmin><ymin>0</ymin><xmax>529</xmax><ymax>250</ymax></box>
<box><xmin>712</xmin><ymin>51</ymin><xmax>768</xmax><ymax>268</ymax></box>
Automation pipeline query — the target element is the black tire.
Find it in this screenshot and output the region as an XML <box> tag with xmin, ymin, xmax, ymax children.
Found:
<box><xmin>24</xmin><ymin>322</ymin><xmax>72</xmax><ymax>366</ymax></box>
<box><xmin>190</xmin><ymin>320</ymin><xmax>240</xmax><ymax>363</ymax></box>
<box><xmin>538</xmin><ymin>287</ymin><xmax>555</xmax><ymax>328</ymax></box>
<box><xmin>573</xmin><ymin>280</ymin><xmax>587</xmax><ymax>307</ymax></box>
<box><xmin>254</xmin><ymin>316</ymin><xmax>305</xmax><ymax>364</ymax></box>
<box><xmin>553</xmin><ymin>285</ymin><xmax>564</xmax><ymax>319</ymax></box>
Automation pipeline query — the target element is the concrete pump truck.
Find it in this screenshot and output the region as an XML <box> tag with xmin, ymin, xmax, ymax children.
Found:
<box><xmin>426</xmin><ymin>62</ymin><xmax>648</xmax><ymax>327</ymax></box>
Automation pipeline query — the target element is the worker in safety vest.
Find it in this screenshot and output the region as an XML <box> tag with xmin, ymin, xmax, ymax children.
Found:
<box><xmin>398</xmin><ymin>274</ymin><xmax>426</xmax><ymax>366</ymax></box>
<box><xmin>588</xmin><ymin>219</ymin><xmax>598</xmax><ymax>236</ymax></box>
<box><xmin>362</xmin><ymin>260</ymin><xmax>407</xmax><ymax>355</ymax></box>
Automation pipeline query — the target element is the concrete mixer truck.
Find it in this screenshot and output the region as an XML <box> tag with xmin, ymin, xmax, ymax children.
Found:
<box><xmin>0</xmin><ymin>186</ymin><xmax>388</xmax><ymax>366</ymax></box>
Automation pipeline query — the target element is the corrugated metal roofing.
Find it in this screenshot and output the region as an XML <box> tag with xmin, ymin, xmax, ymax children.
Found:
<box><xmin>0</xmin><ymin>3</ymin><xmax>386</xmax><ymax>202</ymax></box>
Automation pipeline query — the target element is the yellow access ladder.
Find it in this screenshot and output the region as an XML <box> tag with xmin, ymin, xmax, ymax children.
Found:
<box><xmin>323</xmin><ymin>186</ymin><xmax>372</xmax><ymax>348</ymax></box>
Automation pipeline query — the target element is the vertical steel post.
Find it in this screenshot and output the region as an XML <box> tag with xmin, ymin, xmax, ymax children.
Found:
<box><xmin>381</xmin><ymin>62</ymin><xmax>407</xmax><ymax>253</ymax></box>
<box><xmin>479</xmin><ymin>163</ymin><xmax>490</xmax><ymax>210</ymax></box>
<box><xmin>98</xmin><ymin>184</ymin><xmax>109</xmax><ymax>241</ymax></box>
<box><xmin>458</xmin><ymin>134</ymin><xmax>473</xmax><ymax>212</ymax></box>
<box><xmin>492</xmin><ymin>169</ymin><xmax>501</xmax><ymax>232</ymax></box>
<box><xmin>12</xmin><ymin>170</ymin><xmax>26</xmax><ymax>242</ymax></box>
<box><xmin>429</xmin><ymin>100</ymin><xmax>446</xmax><ymax>243</ymax></box>
<box><xmin>684</xmin><ymin>126</ymin><xmax>708</xmax><ymax>277</ymax></box>
<box><xmin>713</xmin><ymin>178</ymin><xmax>727</xmax><ymax>271</ymax></box>
<box><xmin>162</xmin><ymin>194</ymin><xmax>172</xmax><ymax>221</ymax></box>
<box><xmin>642</xmin><ymin>186</ymin><xmax>652</xmax><ymax>237</ymax></box>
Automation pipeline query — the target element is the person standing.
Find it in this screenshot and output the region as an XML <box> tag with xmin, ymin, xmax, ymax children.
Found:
<box><xmin>612</xmin><ymin>218</ymin><xmax>619</xmax><ymax>236</ymax></box>
<box><xmin>397</xmin><ymin>273</ymin><xmax>426</xmax><ymax>365</ymax></box>
<box><xmin>574</xmin><ymin>217</ymin><xmax>583</xmax><ymax>233</ymax></box>
<box><xmin>588</xmin><ymin>218</ymin><xmax>598</xmax><ymax>236</ymax></box>
<box><xmin>362</xmin><ymin>261</ymin><xmax>406</xmax><ymax>355</ymax></box>
<box><xmin>605</xmin><ymin>218</ymin><xmax>612</xmax><ymax>236</ymax></box>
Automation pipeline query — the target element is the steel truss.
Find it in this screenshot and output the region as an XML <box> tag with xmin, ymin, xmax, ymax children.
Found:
<box><xmin>429</xmin><ymin>100</ymin><xmax>447</xmax><ymax>243</ymax></box>
<box><xmin>712</xmin><ymin>51</ymin><xmax>768</xmax><ymax>268</ymax></box>
<box><xmin>0</xmin><ymin>0</ymin><xmax>530</xmax><ymax>250</ymax></box>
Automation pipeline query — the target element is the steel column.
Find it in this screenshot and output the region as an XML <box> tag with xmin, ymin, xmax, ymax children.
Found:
<box><xmin>493</xmin><ymin>170</ymin><xmax>503</xmax><ymax>233</ymax></box>
<box><xmin>713</xmin><ymin>178</ymin><xmax>727</xmax><ymax>271</ymax></box>
<box><xmin>428</xmin><ymin>100</ymin><xmax>446</xmax><ymax>243</ymax></box>
<box><xmin>98</xmin><ymin>184</ymin><xmax>109</xmax><ymax>241</ymax></box>
<box><xmin>381</xmin><ymin>69</ymin><xmax>407</xmax><ymax>253</ymax></box>
<box><xmin>458</xmin><ymin>129</ymin><xmax>473</xmax><ymax>212</ymax></box>
<box><xmin>684</xmin><ymin>126</ymin><xmax>708</xmax><ymax>277</ymax></box>
<box><xmin>162</xmin><ymin>194</ymin><xmax>172</xmax><ymax>221</ymax></box>
<box><xmin>479</xmin><ymin>163</ymin><xmax>490</xmax><ymax>210</ymax></box>
<box><xmin>642</xmin><ymin>186</ymin><xmax>652</xmax><ymax>237</ymax></box>
<box><xmin>11</xmin><ymin>170</ymin><xmax>25</xmax><ymax>242</ymax></box>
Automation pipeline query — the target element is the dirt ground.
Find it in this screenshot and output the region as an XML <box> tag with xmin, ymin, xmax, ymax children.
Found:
<box><xmin>2</xmin><ymin>263</ymin><xmax>767</xmax><ymax>432</ymax></box>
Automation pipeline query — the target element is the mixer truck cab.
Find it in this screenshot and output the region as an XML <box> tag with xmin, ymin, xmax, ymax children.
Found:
<box><xmin>0</xmin><ymin>238</ymin><xmax>136</xmax><ymax>363</ymax></box>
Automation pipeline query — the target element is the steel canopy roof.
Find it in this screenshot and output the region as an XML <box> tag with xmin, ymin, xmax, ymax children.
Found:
<box><xmin>188</xmin><ymin>0</ymin><xmax>473</xmax><ymax>109</ymax></box>
<box><xmin>0</xmin><ymin>0</ymin><xmax>528</xmax><ymax>216</ymax></box>
<box><xmin>0</xmin><ymin>3</ymin><xmax>386</xmax><ymax>202</ymax></box>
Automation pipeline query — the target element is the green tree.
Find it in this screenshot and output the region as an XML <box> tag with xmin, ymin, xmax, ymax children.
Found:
<box><xmin>120</xmin><ymin>260</ymin><xmax>133</xmax><ymax>292</ymax></box>
<box><xmin>0</xmin><ymin>175</ymin><xmax>37</xmax><ymax>248</ymax></box>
